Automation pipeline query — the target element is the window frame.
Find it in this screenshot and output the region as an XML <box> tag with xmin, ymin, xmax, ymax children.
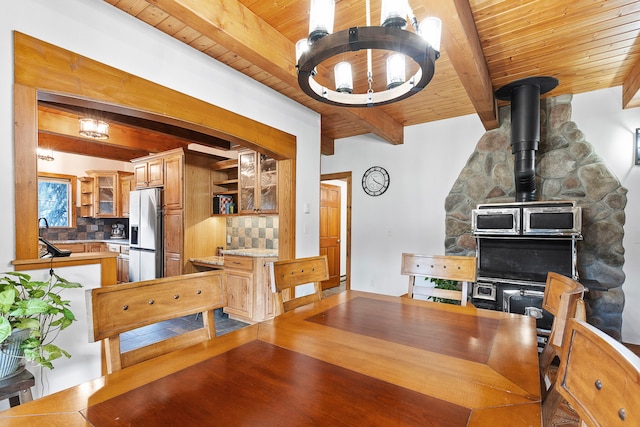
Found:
<box><xmin>37</xmin><ymin>172</ymin><xmax>77</xmax><ymax>228</ymax></box>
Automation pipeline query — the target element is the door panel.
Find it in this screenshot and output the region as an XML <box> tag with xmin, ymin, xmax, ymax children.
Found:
<box><xmin>320</xmin><ymin>183</ymin><xmax>341</xmax><ymax>290</ymax></box>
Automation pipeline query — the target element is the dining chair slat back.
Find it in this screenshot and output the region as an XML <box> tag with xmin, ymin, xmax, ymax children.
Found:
<box><xmin>401</xmin><ymin>253</ymin><xmax>476</xmax><ymax>306</ymax></box>
<box><xmin>86</xmin><ymin>271</ymin><xmax>225</xmax><ymax>373</ymax></box>
<box><xmin>539</xmin><ymin>272</ymin><xmax>587</xmax><ymax>401</ymax></box>
<box><xmin>272</xmin><ymin>255</ymin><xmax>329</xmax><ymax>315</ymax></box>
<box><xmin>542</xmin><ymin>318</ymin><xmax>640</xmax><ymax>426</ymax></box>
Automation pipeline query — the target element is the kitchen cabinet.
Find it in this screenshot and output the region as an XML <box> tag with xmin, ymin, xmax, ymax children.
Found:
<box><xmin>81</xmin><ymin>171</ymin><xmax>133</xmax><ymax>218</ymax></box>
<box><xmin>55</xmin><ymin>242</ymin><xmax>87</xmax><ymax>253</ymax></box>
<box><xmin>119</xmin><ymin>174</ymin><xmax>134</xmax><ymax>217</ymax></box>
<box><xmin>89</xmin><ymin>171</ymin><xmax>118</xmax><ymax>217</ymax></box>
<box><xmin>79</xmin><ymin>177</ymin><xmax>94</xmax><ymax>218</ymax></box>
<box><xmin>163</xmin><ymin>153</ymin><xmax>183</xmax><ymax>210</ymax></box>
<box><xmin>223</xmin><ymin>255</ymin><xmax>277</xmax><ymax>323</ymax></box>
<box><xmin>163</xmin><ymin>210</ymin><xmax>183</xmax><ymax>278</ymax></box>
<box><xmin>133</xmin><ymin>157</ymin><xmax>164</xmax><ymax>188</ymax></box>
<box><xmin>238</xmin><ymin>150</ymin><xmax>278</xmax><ymax>214</ymax></box>
<box><xmin>107</xmin><ymin>243</ymin><xmax>129</xmax><ymax>283</ymax></box>
<box><xmin>147</xmin><ymin>148</ymin><xmax>226</xmax><ymax>277</ymax></box>
<box><xmin>55</xmin><ymin>242</ymin><xmax>107</xmax><ymax>253</ymax></box>
<box><xmin>210</xmin><ymin>159</ymin><xmax>238</xmax><ymax>216</ymax></box>
<box><xmin>86</xmin><ymin>242</ymin><xmax>108</xmax><ymax>252</ymax></box>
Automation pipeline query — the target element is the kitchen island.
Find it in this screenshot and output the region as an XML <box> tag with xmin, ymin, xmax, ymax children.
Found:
<box><xmin>220</xmin><ymin>248</ymin><xmax>278</xmax><ymax>323</ymax></box>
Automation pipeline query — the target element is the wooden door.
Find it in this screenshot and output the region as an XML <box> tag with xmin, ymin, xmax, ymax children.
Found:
<box><xmin>320</xmin><ymin>183</ymin><xmax>341</xmax><ymax>290</ymax></box>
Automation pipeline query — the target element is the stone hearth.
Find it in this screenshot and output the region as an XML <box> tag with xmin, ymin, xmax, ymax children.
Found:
<box><xmin>445</xmin><ymin>94</ymin><xmax>627</xmax><ymax>340</ymax></box>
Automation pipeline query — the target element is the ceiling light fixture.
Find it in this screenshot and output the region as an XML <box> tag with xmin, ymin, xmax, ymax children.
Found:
<box><xmin>79</xmin><ymin>118</ymin><xmax>109</xmax><ymax>140</ymax></box>
<box><xmin>295</xmin><ymin>0</ymin><xmax>441</xmax><ymax>107</ymax></box>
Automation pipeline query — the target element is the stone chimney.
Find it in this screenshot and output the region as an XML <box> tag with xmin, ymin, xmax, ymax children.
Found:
<box><xmin>444</xmin><ymin>94</ymin><xmax>627</xmax><ymax>340</ymax></box>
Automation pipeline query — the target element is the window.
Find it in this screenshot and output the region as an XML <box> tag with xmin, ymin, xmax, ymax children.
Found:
<box><xmin>38</xmin><ymin>173</ymin><xmax>77</xmax><ymax>227</ymax></box>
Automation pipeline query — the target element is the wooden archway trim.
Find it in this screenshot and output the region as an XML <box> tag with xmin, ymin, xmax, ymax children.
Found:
<box><xmin>13</xmin><ymin>31</ymin><xmax>295</xmax><ymax>261</ymax></box>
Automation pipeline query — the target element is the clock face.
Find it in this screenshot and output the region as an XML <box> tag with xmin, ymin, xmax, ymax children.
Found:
<box><xmin>362</xmin><ymin>166</ymin><xmax>390</xmax><ymax>196</ymax></box>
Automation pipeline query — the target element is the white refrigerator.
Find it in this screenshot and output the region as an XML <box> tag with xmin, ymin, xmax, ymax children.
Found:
<box><xmin>129</xmin><ymin>188</ymin><xmax>163</xmax><ymax>281</ymax></box>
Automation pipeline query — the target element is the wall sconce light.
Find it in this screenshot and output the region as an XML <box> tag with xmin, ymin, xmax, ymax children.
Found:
<box><xmin>79</xmin><ymin>118</ymin><xmax>109</xmax><ymax>140</ymax></box>
<box><xmin>636</xmin><ymin>128</ymin><xmax>640</xmax><ymax>165</ymax></box>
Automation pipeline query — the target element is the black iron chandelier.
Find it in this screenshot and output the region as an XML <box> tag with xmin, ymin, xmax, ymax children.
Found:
<box><xmin>295</xmin><ymin>0</ymin><xmax>441</xmax><ymax>108</ymax></box>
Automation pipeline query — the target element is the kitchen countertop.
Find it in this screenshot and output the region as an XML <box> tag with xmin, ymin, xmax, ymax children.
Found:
<box><xmin>53</xmin><ymin>239</ymin><xmax>129</xmax><ymax>245</ymax></box>
<box><xmin>221</xmin><ymin>248</ymin><xmax>278</xmax><ymax>257</ymax></box>
<box><xmin>189</xmin><ymin>256</ymin><xmax>225</xmax><ymax>267</ymax></box>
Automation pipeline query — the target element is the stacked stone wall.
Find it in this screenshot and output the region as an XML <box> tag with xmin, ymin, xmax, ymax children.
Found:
<box><xmin>445</xmin><ymin>95</ymin><xmax>627</xmax><ymax>339</ymax></box>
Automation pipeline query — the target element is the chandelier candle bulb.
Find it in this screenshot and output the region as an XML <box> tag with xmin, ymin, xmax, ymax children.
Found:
<box><xmin>380</xmin><ymin>0</ymin><xmax>408</xmax><ymax>28</ymax></box>
<box><xmin>308</xmin><ymin>0</ymin><xmax>335</xmax><ymax>43</ymax></box>
<box><xmin>420</xmin><ymin>17</ymin><xmax>442</xmax><ymax>53</ymax></box>
<box><xmin>386</xmin><ymin>53</ymin><xmax>405</xmax><ymax>89</ymax></box>
<box><xmin>295</xmin><ymin>39</ymin><xmax>310</xmax><ymax>63</ymax></box>
<box><xmin>334</xmin><ymin>62</ymin><xmax>353</xmax><ymax>93</ymax></box>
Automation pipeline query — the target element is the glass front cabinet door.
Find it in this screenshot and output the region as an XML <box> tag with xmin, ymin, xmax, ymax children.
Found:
<box><xmin>93</xmin><ymin>172</ymin><xmax>117</xmax><ymax>217</ymax></box>
<box><xmin>238</xmin><ymin>151</ymin><xmax>277</xmax><ymax>214</ymax></box>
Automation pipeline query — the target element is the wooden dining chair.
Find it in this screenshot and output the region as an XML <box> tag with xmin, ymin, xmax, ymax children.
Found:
<box><xmin>539</xmin><ymin>272</ymin><xmax>586</xmax><ymax>400</ymax></box>
<box><xmin>542</xmin><ymin>318</ymin><xmax>640</xmax><ymax>426</ymax></box>
<box><xmin>401</xmin><ymin>253</ymin><xmax>476</xmax><ymax>306</ymax></box>
<box><xmin>271</xmin><ymin>255</ymin><xmax>329</xmax><ymax>315</ymax></box>
<box><xmin>86</xmin><ymin>271</ymin><xmax>226</xmax><ymax>373</ymax></box>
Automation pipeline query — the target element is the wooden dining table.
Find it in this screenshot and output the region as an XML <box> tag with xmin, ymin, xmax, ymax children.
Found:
<box><xmin>0</xmin><ymin>290</ymin><xmax>541</xmax><ymax>426</ymax></box>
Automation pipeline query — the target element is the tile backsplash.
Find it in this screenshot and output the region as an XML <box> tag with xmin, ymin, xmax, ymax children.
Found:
<box><xmin>226</xmin><ymin>215</ymin><xmax>278</xmax><ymax>250</ymax></box>
<box><xmin>40</xmin><ymin>208</ymin><xmax>129</xmax><ymax>241</ymax></box>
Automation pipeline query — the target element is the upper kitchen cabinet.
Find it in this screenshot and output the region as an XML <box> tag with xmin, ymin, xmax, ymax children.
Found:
<box><xmin>133</xmin><ymin>156</ymin><xmax>164</xmax><ymax>188</ymax></box>
<box><xmin>238</xmin><ymin>150</ymin><xmax>278</xmax><ymax>214</ymax></box>
<box><xmin>119</xmin><ymin>174</ymin><xmax>134</xmax><ymax>218</ymax></box>
<box><xmin>84</xmin><ymin>171</ymin><xmax>133</xmax><ymax>218</ymax></box>
<box><xmin>163</xmin><ymin>152</ymin><xmax>183</xmax><ymax>210</ymax></box>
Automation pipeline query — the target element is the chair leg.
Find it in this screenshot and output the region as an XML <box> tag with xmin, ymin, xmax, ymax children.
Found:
<box><xmin>538</xmin><ymin>344</ymin><xmax>556</xmax><ymax>399</ymax></box>
<box><xmin>541</xmin><ymin>385</ymin><xmax>563</xmax><ymax>426</ymax></box>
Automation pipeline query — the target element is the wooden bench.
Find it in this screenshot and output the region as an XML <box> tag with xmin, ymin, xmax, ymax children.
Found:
<box><xmin>86</xmin><ymin>271</ymin><xmax>226</xmax><ymax>373</ymax></box>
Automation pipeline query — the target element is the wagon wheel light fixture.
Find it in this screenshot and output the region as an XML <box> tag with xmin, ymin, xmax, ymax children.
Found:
<box><xmin>295</xmin><ymin>0</ymin><xmax>441</xmax><ymax>108</ymax></box>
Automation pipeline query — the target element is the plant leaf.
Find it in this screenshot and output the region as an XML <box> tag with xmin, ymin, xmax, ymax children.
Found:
<box><xmin>0</xmin><ymin>318</ymin><xmax>11</xmax><ymax>343</ymax></box>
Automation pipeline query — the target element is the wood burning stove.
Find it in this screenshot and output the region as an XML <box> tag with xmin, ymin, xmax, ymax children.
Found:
<box><xmin>471</xmin><ymin>201</ymin><xmax>582</xmax><ymax>348</ymax></box>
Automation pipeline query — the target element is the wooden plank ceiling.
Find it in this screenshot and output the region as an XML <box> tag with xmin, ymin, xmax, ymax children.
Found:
<box><xmin>41</xmin><ymin>0</ymin><xmax>640</xmax><ymax>158</ymax></box>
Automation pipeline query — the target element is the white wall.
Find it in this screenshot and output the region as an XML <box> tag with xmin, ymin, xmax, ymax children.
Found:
<box><xmin>322</xmin><ymin>114</ymin><xmax>485</xmax><ymax>296</ymax></box>
<box><xmin>2</xmin><ymin>0</ymin><xmax>320</xmax><ymax>397</ymax></box>
<box><xmin>571</xmin><ymin>87</ymin><xmax>640</xmax><ymax>344</ymax></box>
<box><xmin>322</xmin><ymin>87</ymin><xmax>640</xmax><ymax>344</ymax></box>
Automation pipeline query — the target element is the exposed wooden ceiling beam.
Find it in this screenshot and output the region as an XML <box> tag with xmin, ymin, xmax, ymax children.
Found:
<box><xmin>148</xmin><ymin>0</ymin><xmax>404</xmax><ymax>152</ymax></box>
<box><xmin>38</xmin><ymin>105</ymin><xmax>192</xmax><ymax>153</ymax></box>
<box><xmin>320</xmin><ymin>134</ymin><xmax>335</xmax><ymax>156</ymax></box>
<box><xmin>38</xmin><ymin>132</ymin><xmax>151</xmax><ymax>162</ymax></box>
<box><xmin>623</xmin><ymin>56</ymin><xmax>640</xmax><ymax>109</ymax></box>
<box><xmin>431</xmin><ymin>0</ymin><xmax>498</xmax><ymax>129</ymax></box>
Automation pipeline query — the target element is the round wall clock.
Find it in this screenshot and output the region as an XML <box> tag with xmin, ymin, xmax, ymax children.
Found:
<box><xmin>362</xmin><ymin>166</ymin><xmax>390</xmax><ymax>196</ymax></box>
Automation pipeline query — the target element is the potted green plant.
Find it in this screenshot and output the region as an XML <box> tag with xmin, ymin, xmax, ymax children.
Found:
<box><xmin>427</xmin><ymin>278</ymin><xmax>461</xmax><ymax>305</ymax></box>
<box><xmin>0</xmin><ymin>270</ymin><xmax>82</xmax><ymax>375</ymax></box>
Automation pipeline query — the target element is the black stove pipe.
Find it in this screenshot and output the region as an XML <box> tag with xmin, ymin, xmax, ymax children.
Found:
<box><xmin>496</xmin><ymin>76</ymin><xmax>559</xmax><ymax>202</ymax></box>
